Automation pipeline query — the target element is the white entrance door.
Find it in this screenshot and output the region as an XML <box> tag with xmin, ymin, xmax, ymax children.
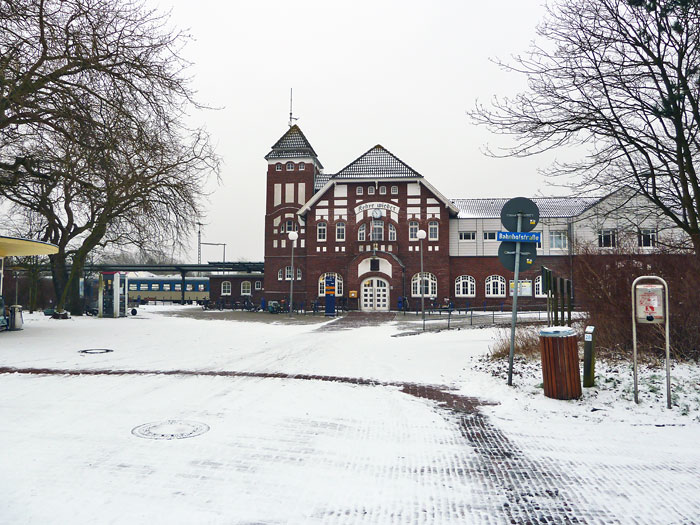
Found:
<box><xmin>361</xmin><ymin>278</ymin><xmax>390</xmax><ymax>312</ymax></box>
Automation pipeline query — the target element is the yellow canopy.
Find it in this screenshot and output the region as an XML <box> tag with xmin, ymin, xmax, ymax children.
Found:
<box><xmin>0</xmin><ymin>236</ymin><xmax>59</xmax><ymax>257</ymax></box>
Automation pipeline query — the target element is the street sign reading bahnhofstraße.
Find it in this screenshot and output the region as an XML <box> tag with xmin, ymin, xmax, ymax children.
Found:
<box><xmin>497</xmin><ymin>231</ymin><xmax>541</xmax><ymax>243</ymax></box>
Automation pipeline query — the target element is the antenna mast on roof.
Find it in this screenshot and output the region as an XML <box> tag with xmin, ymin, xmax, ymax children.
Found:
<box><xmin>288</xmin><ymin>88</ymin><xmax>299</xmax><ymax>127</ymax></box>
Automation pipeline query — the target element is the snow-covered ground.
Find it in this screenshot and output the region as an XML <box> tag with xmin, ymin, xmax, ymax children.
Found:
<box><xmin>0</xmin><ymin>305</ymin><xmax>698</xmax><ymax>524</ymax></box>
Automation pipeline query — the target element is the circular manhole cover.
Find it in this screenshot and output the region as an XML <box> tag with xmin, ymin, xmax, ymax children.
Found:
<box><xmin>131</xmin><ymin>420</ymin><xmax>210</xmax><ymax>440</ymax></box>
<box><xmin>79</xmin><ymin>349</ymin><xmax>114</xmax><ymax>354</ymax></box>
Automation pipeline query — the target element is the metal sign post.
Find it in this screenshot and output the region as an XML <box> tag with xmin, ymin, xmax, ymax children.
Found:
<box><xmin>498</xmin><ymin>197</ymin><xmax>540</xmax><ymax>386</ymax></box>
<box><xmin>631</xmin><ymin>276</ymin><xmax>672</xmax><ymax>409</ymax></box>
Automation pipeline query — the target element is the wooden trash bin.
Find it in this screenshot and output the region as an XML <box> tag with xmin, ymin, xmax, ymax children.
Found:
<box><xmin>539</xmin><ymin>326</ymin><xmax>581</xmax><ymax>400</ymax></box>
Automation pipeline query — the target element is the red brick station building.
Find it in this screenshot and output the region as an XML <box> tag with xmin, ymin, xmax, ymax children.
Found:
<box><xmin>210</xmin><ymin>125</ymin><xmax>672</xmax><ymax>311</ymax></box>
<box><xmin>209</xmin><ymin>125</ymin><xmax>603</xmax><ymax>312</ymax></box>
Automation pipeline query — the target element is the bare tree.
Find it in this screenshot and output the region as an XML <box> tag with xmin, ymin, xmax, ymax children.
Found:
<box><xmin>470</xmin><ymin>0</ymin><xmax>700</xmax><ymax>254</ymax></box>
<box><xmin>0</xmin><ymin>0</ymin><xmax>200</xmax><ymax>185</ymax></box>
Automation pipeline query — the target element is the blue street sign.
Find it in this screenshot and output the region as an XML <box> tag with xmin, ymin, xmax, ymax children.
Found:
<box><xmin>497</xmin><ymin>231</ymin><xmax>541</xmax><ymax>243</ymax></box>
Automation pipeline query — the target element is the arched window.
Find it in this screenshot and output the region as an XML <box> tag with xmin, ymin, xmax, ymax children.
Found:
<box><xmin>356</xmin><ymin>186</ymin><xmax>363</xmax><ymax>195</ymax></box>
<box><xmin>317</xmin><ymin>221</ymin><xmax>327</xmax><ymax>241</ymax></box>
<box><xmin>275</xmin><ymin>163</ymin><xmax>282</xmax><ymax>171</ymax></box>
<box><xmin>485</xmin><ymin>275</ymin><xmax>506</xmax><ymax>297</ymax></box>
<box><xmin>391</xmin><ymin>185</ymin><xmax>398</xmax><ymax>195</ymax></box>
<box><xmin>379</xmin><ymin>186</ymin><xmax>386</xmax><ymax>195</ymax></box>
<box><xmin>428</xmin><ymin>221</ymin><xmax>439</xmax><ymax>241</ymax></box>
<box><xmin>286</xmin><ymin>162</ymin><xmax>294</xmax><ymax>171</ymax></box>
<box><xmin>371</xmin><ymin>220</ymin><xmax>384</xmax><ymax>241</ymax></box>
<box><xmin>368</xmin><ymin>186</ymin><xmax>375</xmax><ymax>195</ymax></box>
<box><xmin>221</xmin><ymin>281</ymin><xmax>232</xmax><ymax>295</ymax></box>
<box><xmin>389</xmin><ymin>223</ymin><xmax>397</xmax><ymax>241</ymax></box>
<box><xmin>411</xmin><ymin>272</ymin><xmax>437</xmax><ymax>297</ymax></box>
<box><xmin>455</xmin><ymin>275</ymin><xmax>476</xmax><ymax>297</ymax></box>
<box><xmin>336</xmin><ymin>222</ymin><xmax>345</xmax><ymax>241</ymax></box>
<box><xmin>409</xmin><ymin>221</ymin><xmax>419</xmax><ymax>241</ymax></box>
<box><xmin>241</xmin><ymin>281</ymin><xmax>251</xmax><ymax>295</ymax></box>
<box><xmin>277</xmin><ymin>269</ymin><xmax>283</xmax><ymax>281</ymax></box>
<box><xmin>318</xmin><ymin>273</ymin><xmax>344</xmax><ymax>296</ymax></box>
<box><xmin>534</xmin><ymin>275</ymin><xmax>547</xmax><ymax>298</ymax></box>
<box><xmin>358</xmin><ymin>224</ymin><xmax>366</xmax><ymax>241</ymax></box>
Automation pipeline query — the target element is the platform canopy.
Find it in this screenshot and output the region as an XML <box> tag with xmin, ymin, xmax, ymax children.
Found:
<box><xmin>0</xmin><ymin>236</ymin><xmax>58</xmax><ymax>295</ymax></box>
<box><xmin>0</xmin><ymin>236</ymin><xmax>58</xmax><ymax>257</ymax></box>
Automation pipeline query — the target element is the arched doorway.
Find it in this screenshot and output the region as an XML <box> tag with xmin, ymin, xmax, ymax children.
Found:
<box><xmin>361</xmin><ymin>277</ymin><xmax>390</xmax><ymax>312</ymax></box>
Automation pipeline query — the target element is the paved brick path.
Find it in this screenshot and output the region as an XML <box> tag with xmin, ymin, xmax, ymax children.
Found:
<box><xmin>0</xmin><ymin>364</ymin><xmax>618</xmax><ymax>523</ymax></box>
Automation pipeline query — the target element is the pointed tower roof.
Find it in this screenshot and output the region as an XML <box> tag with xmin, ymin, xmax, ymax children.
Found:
<box><xmin>333</xmin><ymin>145</ymin><xmax>423</xmax><ymax>179</ymax></box>
<box><xmin>264</xmin><ymin>125</ymin><xmax>322</xmax><ymax>168</ymax></box>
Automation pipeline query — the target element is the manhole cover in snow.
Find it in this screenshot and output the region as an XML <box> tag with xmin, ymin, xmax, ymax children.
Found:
<box><xmin>78</xmin><ymin>349</ymin><xmax>114</xmax><ymax>354</ymax></box>
<box><xmin>131</xmin><ymin>420</ymin><xmax>210</xmax><ymax>440</ymax></box>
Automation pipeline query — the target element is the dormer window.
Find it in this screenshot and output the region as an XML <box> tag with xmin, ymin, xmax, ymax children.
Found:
<box><xmin>299</xmin><ymin>162</ymin><xmax>305</xmax><ymax>170</ymax></box>
<box><xmin>368</xmin><ymin>186</ymin><xmax>375</xmax><ymax>195</ymax></box>
<box><xmin>286</xmin><ymin>162</ymin><xmax>294</xmax><ymax>171</ymax></box>
<box><xmin>275</xmin><ymin>163</ymin><xmax>282</xmax><ymax>171</ymax></box>
<box><xmin>356</xmin><ymin>187</ymin><xmax>363</xmax><ymax>196</ymax></box>
<box><xmin>379</xmin><ymin>186</ymin><xmax>386</xmax><ymax>195</ymax></box>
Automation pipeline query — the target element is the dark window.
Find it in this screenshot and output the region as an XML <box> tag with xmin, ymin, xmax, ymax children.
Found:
<box><xmin>370</xmin><ymin>259</ymin><xmax>380</xmax><ymax>272</ymax></box>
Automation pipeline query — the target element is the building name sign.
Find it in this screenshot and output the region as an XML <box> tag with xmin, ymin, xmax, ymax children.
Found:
<box><xmin>354</xmin><ymin>202</ymin><xmax>400</xmax><ymax>215</ymax></box>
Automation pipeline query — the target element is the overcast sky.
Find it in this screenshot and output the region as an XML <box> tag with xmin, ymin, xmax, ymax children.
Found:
<box><xmin>154</xmin><ymin>0</ymin><xmax>561</xmax><ymax>262</ymax></box>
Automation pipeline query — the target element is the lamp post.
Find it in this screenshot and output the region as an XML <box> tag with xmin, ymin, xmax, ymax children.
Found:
<box><xmin>288</xmin><ymin>230</ymin><xmax>298</xmax><ymax>317</ymax></box>
<box><xmin>417</xmin><ymin>229</ymin><xmax>427</xmax><ymax>331</ymax></box>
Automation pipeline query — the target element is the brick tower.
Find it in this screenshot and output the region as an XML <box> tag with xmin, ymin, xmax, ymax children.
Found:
<box><xmin>262</xmin><ymin>125</ymin><xmax>323</xmax><ymax>305</ymax></box>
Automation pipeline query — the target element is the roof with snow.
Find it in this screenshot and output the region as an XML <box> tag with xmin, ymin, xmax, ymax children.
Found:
<box><xmin>452</xmin><ymin>197</ymin><xmax>600</xmax><ymax>219</ymax></box>
<box><xmin>333</xmin><ymin>145</ymin><xmax>423</xmax><ymax>179</ymax></box>
<box><xmin>265</xmin><ymin>125</ymin><xmax>323</xmax><ymax>168</ymax></box>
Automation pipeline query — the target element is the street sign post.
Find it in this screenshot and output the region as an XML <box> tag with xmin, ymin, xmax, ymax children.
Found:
<box><xmin>499</xmin><ymin>197</ymin><xmax>540</xmax><ymax>386</ymax></box>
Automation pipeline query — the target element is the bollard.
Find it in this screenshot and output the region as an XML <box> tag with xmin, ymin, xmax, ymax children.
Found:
<box><xmin>583</xmin><ymin>326</ymin><xmax>596</xmax><ymax>387</ymax></box>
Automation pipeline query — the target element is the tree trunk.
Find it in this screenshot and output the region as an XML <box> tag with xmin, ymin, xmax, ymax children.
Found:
<box><xmin>50</xmin><ymin>253</ymin><xmax>69</xmax><ymax>312</ymax></box>
<box><xmin>691</xmin><ymin>233</ymin><xmax>700</xmax><ymax>259</ymax></box>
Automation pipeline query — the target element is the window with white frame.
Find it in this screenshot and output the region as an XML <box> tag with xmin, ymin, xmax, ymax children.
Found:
<box><xmin>286</xmin><ymin>162</ymin><xmax>294</xmax><ymax>171</ymax></box>
<box><xmin>285</xmin><ymin>266</ymin><xmax>293</xmax><ymax>280</ymax></box>
<box><xmin>358</xmin><ymin>223</ymin><xmax>366</xmax><ymax>241</ymax></box>
<box><xmin>428</xmin><ymin>220</ymin><xmax>439</xmax><ymax>241</ymax></box>
<box><xmin>411</xmin><ymin>272</ymin><xmax>438</xmax><ymax>297</ymax></box>
<box><xmin>371</xmin><ymin>220</ymin><xmax>384</xmax><ymax>241</ymax></box>
<box><xmin>391</xmin><ymin>185</ymin><xmax>398</xmax><ymax>195</ymax></box>
<box><xmin>389</xmin><ymin>223</ymin><xmax>397</xmax><ymax>241</ymax></box>
<box><xmin>485</xmin><ymin>275</ymin><xmax>506</xmax><ymax>297</ymax></box>
<box><xmin>534</xmin><ymin>275</ymin><xmax>547</xmax><ymax>298</ymax></box>
<box><xmin>298</xmin><ymin>162</ymin><xmax>305</xmax><ymax>170</ymax></box>
<box><xmin>598</xmin><ymin>229</ymin><xmax>617</xmax><ymax>248</ymax></box>
<box><xmin>459</xmin><ymin>231</ymin><xmax>476</xmax><ymax>241</ymax></box>
<box><xmin>483</xmin><ymin>231</ymin><xmax>498</xmax><ymax>241</ymax></box>
<box><xmin>297</xmin><ymin>267</ymin><xmax>302</xmax><ymax>280</ymax></box>
<box><xmin>255</xmin><ymin>281</ymin><xmax>262</xmax><ymax>290</ymax></box>
<box><xmin>221</xmin><ymin>281</ymin><xmax>232</xmax><ymax>295</ymax></box>
<box><xmin>336</xmin><ymin>222</ymin><xmax>345</xmax><ymax>241</ymax></box>
<box><xmin>455</xmin><ymin>275</ymin><xmax>476</xmax><ymax>297</ymax></box>
<box><xmin>638</xmin><ymin>228</ymin><xmax>657</xmax><ymax>247</ymax></box>
<box><xmin>275</xmin><ymin>163</ymin><xmax>282</xmax><ymax>171</ymax></box>
<box><xmin>241</xmin><ymin>281</ymin><xmax>252</xmax><ymax>295</ymax></box>
<box><xmin>317</xmin><ymin>221</ymin><xmax>327</xmax><ymax>241</ymax></box>
<box><xmin>318</xmin><ymin>273</ymin><xmax>344</xmax><ymax>296</ymax></box>
<box><xmin>356</xmin><ymin>186</ymin><xmax>363</xmax><ymax>195</ymax></box>
<box><xmin>409</xmin><ymin>221</ymin><xmax>419</xmax><ymax>241</ymax></box>
<box><xmin>533</xmin><ymin>231</ymin><xmax>542</xmax><ymax>249</ymax></box>
<box><xmin>277</xmin><ymin>269</ymin><xmax>283</xmax><ymax>280</ymax></box>
<box><xmin>368</xmin><ymin>186</ymin><xmax>375</xmax><ymax>195</ymax></box>
<box><xmin>282</xmin><ymin>219</ymin><xmax>296</xmax><ymax>233</ymax></box>
<box><xmin>379</xmin><ymin>186</ymin><xmax>386</xmax><ymax>195</ymax></box>
<box><xmin>549</xmin><ymin>230</ymin><xmax>568</xmax><ymax>250</ymax></box>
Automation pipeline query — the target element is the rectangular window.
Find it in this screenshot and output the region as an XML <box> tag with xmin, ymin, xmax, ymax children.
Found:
<box><xmin>286</xmin><ymin>266</ymin><xmax>293</xmax><ymax>280</ymax></box>
<box><xmin>255</xmin><ymin>281</ymin><xmax>262</xmax><ymax>290</ymax></box>
<box><xmin>198</xmin><ymin>284</ymin><xmax>205</xmax><ymax>291</ymax></box>
<box><xmin>533</xmin><ymin>231</ymin><xmax>542</xmax><ymax>249</ymax></box>
<box><xmin>151</xmin><ymin>283</ymin><xmax>160</xmax><ymax>291</ymax></box>
<box><xmin>356</xmin><ymin>187</ymin><xmax>363</xmax><ymax>195</ymax></box>
<box><xmin>371</xmin><ymin>220</ymin><xmax>384</xmax><ymax>241</ymax></box>
<box><xmin>129</xmin><ymin>284</ymin><xmax>137</xmax><ymax>291</ymax></box>
<box><xmin>163</xmin><ymin>284</ymin><xmax>171</xmax><ymax>291</ymax></box>
<box><xmin>428</xmin><ymin>221</ymin><xmax>439</xmax><ymax>241</ymax></box>
<box><xmin>175</xmin><ymin>284</ymin><xmax>182</xmax><ymax>291</ymax></box>
<box><xmin>391</xmin><ymin>186</ymin><xmax>398</xmax><ymax>195</ymax></box>
<box><xmin>186</xmin><ymin>284</ymin><xmax>193</xmax><ymax>291</ymax></box>
<box><xmin>549</xmin><ymin>230</ymin><xmax>568</xmax><ymax>250</ymax></box>
<box><xmin>367</xmin><ymin>186</ymin><xmax>375</xmax><ymax>195</ymax></box>
<box><xmin>409</xmin><ymin>221</ymin><xmax>418</xmax><ymax>241</ymax></box>
<box><xmin>483</xmin><ymin>231</ymin><xmax>497</xmax><ymax>241</ymax></box>
<box><xmin>379</xmin><ymin>186</ymin><xmax>386</xmax><ymax>195</ymax></box>
<box><xmin>639</xmin><ymin>229</ymin><xmax>657</xmax><ymax>247</ymax></box>
<box><xmin>459</xmin><ymin>231</ymin><xmax>476</xmax><ymax>241</ymax></box>
<box><xmin>598</xmin><ymin>229</ymin><xmax>617</xmax><ymax>248</ymax></box>
<box><xmin>139</xmin><ymin>283</ymin><xmax>148</xmax><ymax>291</ymax></box>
